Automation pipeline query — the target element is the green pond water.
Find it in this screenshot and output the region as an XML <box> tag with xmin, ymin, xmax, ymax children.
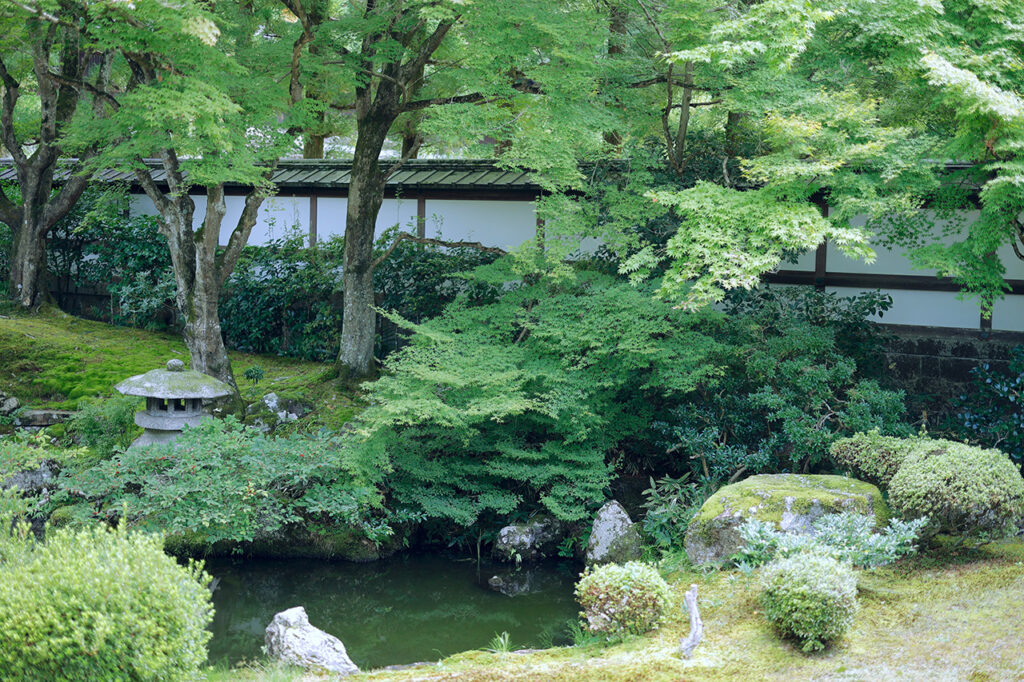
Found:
<box><xmin>206</xmin><ymin>554</ymin><xmax>581</xmax><ymax>670</ymax></box>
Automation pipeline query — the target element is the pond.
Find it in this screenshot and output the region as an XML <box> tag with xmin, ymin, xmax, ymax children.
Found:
<box><xmin>206</xmin><ymin>553</ymin><xmax>581</xmax><ymax>670</ymax></box>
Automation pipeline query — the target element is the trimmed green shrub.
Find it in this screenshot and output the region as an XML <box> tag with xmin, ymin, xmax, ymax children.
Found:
<box><xmin>575</xmin><ymin>561</ymin><xmax>672</xmax><ymax>636</ymax></box>
<box><xmin>888</xmin><ymin>439</ymin><xmax>1024</xmax><ymax>540</ymax></box>
<box><xmin>0</xmin><ymin>524</ymin><xmax>213</xmax><ymax>680</ymax></box>
<box><xmin>760</xmin><ymin>551</ymin><xmax>859</xmax><ymax>652</ymax></box>
<box><xmin>830</xmin><ymin>429</ymin><xmax>916</xmax><ymax>488</ymax></box>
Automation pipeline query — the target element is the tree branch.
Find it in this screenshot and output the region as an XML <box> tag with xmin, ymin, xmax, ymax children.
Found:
<box><xmin>0</xmin><ymin>58</ymin><xmax>27</xmax><ymax>165</ymax></box>
<box><xmin>678</xmin><ymin>584</ymin><xmax>703</xmax><ymax>658</ymax></box>
<box><xmin>382</xmin><ymin>134</ymin><xmax>421</xmax><ymax>180</ymax></box>
<box><xmin>400</xmin><ymin>18</ymin><xmax>457</xmax><ymax>84</ymax></box>
<box><xmin>217</xmin><ymin>165</ymin><xmax>277</xmax><ymax>287</ymax></box>
<box><xmin>403</xmin><ymin>92</ymin><xmax>488</xmax><ymax>111</ymax></box>
<box><xmin>371</xmin><ymin>231</ymin><xmax>507</xmax><ymax>271</ymax></box>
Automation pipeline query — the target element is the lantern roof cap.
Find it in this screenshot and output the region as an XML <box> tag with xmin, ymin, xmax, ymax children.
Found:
<box><xmin>114</xmin><ymin>359</ymin><xmax>233</xmax><ymax>399</ymax></box>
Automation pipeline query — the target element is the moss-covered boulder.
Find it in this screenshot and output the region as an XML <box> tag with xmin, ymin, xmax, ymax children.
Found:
<box><xmin>684</xmin><ymin>474</ymin><xmax>889</xmax><ymax>565</ymax></box>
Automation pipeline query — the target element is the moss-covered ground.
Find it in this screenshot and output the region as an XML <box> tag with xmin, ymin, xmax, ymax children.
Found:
<box><xmin>0</xmin><ymin>309</ymin><xmax>362</xmax><ymax>427</ymax></box>
<box><xmin>213</xmin><ymin>539</ymin><xmax>1024</xmax><ymax>681</ymax></box>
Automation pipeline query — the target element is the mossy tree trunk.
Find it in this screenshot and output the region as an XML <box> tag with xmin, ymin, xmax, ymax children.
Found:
<box><xmin>0</xmin><ymin>22</ymin><xmax>112</xmax><ymax>309</ymax></box>
<box><xmin>134</xmin><ymin>157</ymin><xmax>271</xmax><ymax>391</ymax></box>
<box><xmin>332</xmin><ymin>15</ymin><xmax>455</xmax><ymax>379</ymax></box>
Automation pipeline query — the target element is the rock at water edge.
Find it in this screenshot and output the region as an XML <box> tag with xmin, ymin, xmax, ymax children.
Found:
<box><xmin>265</xmin><ymin>606</ymin><xmax>359</xmax><ymax>676</ymax></box>
<box><xmin>585</xmin><ymin>500</ymin><xmax>643</xmax><ymax>565</ymax></box>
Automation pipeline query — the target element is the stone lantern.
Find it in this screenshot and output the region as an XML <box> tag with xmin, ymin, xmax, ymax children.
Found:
<box><xmin>114</xmin><ymin>359</ymin><xmax>233</xmax><ymax>448</ymax></box>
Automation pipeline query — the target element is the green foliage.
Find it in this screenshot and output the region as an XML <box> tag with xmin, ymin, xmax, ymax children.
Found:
<box><xmin>44</xmin><ymin>185</ymin><xmax>174</xmax><ymax>329</ymax></box>
<box><xmin>574</xmin><ymin>561</ymin><xmax>672</xmax><ymax>637</ymax></box>
<box><xmin>0</xmin><ymin>432</ymin><xmax>88</xmax><ymax>482</ymax></box>
<box><xmin>356</xmin><ymin>270</ymin><xmax>906</xmax><ymax>529</ymax></box>
<box><xmin>66</xmin><ymin>396</ymin><xmax>139</xmax><ymax>457</ymax></box>
<box><xmin>640</xmin><ymin>474</ymin><xmax>708</xmax><ymax>549</ymax></box>
<box><xmin>634</xmin><ymin>183</ymin><xmax>869</xmax><ymax>308</ymax></box>
<box><xmin>733</xmin><ymin>513</ymin><xmax>926</xmax><ymax>569</ymax></box>
<box><xmin>57</xmin><ymin>417</ymin><xmax>386</xmax><ymax>546</ymax></box>
<box><xmin>244</xmin><ymin>364</ymin><xmax>265</xmax><ymax>387</ymax></box>
<box><xmin>948</xmin><ymin>347</ymin><xmax>1024</xmax><ymax>466</ymax></box>
<box><xmin>888</xmin><ymin>439</ymin><xmax>1024</xmax><ymax>541</ymax></box>
<box><xmin>760</xmin><ymin>552</ymin><xmax>859</xmax><ymax>653</ymax></box>
<box><xmin>219</xmin><ymin>227</ymin><xmax>500</xmax><ymax>362</ymax></box>
<box><xmin>373</xmin><ymin>226</ymin><xmax>502</xmax><ymax>355</ymax></box>
<box><xmin>355</xmin><ymin>268</ymin><xmax>726</xmax><ymax>526</ymax></box>
<box><xmin>0</xmin><ymin>523</ymin><xmax>212</xmax><ymax>681</ymax></box>
<box><xmin>221</xmin><ymin>232</ymin><xmax>345</xmax><ymax>361</ymax></box>
<box><xmin>657</xmin><ymin>287</ymin><xmax>909</xmax><ymax>481</ymax></box>
<box><xmin>830</xmin><ymin>430</ymin><xmax>914</xmax><ymax>488</ymax></box>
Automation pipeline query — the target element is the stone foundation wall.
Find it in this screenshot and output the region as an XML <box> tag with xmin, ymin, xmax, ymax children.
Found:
<box><xmin>882</xmin><ymin>325</ymin><xmax>1024</xmax><ymax>423</ymax></box>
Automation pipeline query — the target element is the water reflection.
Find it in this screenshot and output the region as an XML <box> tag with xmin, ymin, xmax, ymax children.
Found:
<box><xmin>206</xmin><ymin>553</ymin><xmax>581</xmax><ymax>669</ymax></box>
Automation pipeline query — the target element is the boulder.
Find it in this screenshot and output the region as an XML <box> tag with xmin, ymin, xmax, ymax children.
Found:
<box><xmin>265</xmin><ymin>606</ymin><xmax>359</xmax><ymax>676</ymax></box>
<box><xmin>0</xmin><ymin>395</ymin><xmax>19</xmax><ymax>415</ymax></box>
<box><xmin>684</xmin><ymin>474</ymin><xmax>890</xmax><ymax>565</ymax></box>
<box><xmin>585</xmin><ymin>500</ymin><xmax>643</xmax><ymax>565</ymax></box>
<box><xmin>1</xmin><ymin>460</ymin><xmax>58</xmax><ymax>495</ymax></box>
<box><xmin>492</xmin><ymin>515</ymin><xmax>566</xmax><ymax>562</ymax></box>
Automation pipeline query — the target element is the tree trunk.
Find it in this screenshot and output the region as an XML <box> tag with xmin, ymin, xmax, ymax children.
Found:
<box><xmin>183</xmin><ymin>284</ymin><xmax>235</xmax><ymax>388</ymax></box>
<box><xmin>338</xmin><ymin>120</ymin><xmax>390</xmax><ymax>378</ymax></box>
<box><xmin>303</xmin><ymin>134</ymin><xmax>325</xmax><ymax>159</ymax></box>
<box><xmin>7</xmin><ymin>216</ymin><xmax>48</xmax><ymax>308</ymax></box>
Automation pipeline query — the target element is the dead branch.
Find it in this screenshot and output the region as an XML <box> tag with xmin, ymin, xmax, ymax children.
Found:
<box><xmin>679</xmin><ymin>584</ymin><xmax>703</xmax><ymax>659</ymax></box>
<box><xmin>371</xmin><ymin>231</ymin><xmax>507</xmax><ymax>271</ymax></box>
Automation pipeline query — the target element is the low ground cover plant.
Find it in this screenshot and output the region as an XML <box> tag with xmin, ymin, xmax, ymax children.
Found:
<box><xmin>760</xmin><ymin>551</ymin><xmax>859</xmax><ymax>652</ymax></box>
<box><xmin>575</xmin><ymin>561</ymin><xmax>672</xmax><ymax>637</ymax></box>
<box><xmin>733</xmin><ymin>513</ymin><xmax>926</xmax><ymax>569</ymax></box>
<box><xmin>66</xmin><ymin>394</ymin><xmax>139</xmax><ymax>457</ymax></box>
<box><xmin>0</xmin><ymin>503</ymin><xmax>213</xmax><ymax>681</ymax></box>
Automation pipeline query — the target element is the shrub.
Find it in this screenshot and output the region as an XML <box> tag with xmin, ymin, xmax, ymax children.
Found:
<box><xmin>0</xmin><ymin>523</ymin><xmax>213</xmax><ymax>680</ymax></box>
<box><xmin>575</xmin><ymin>561</ymin><xmax>672</xmax><ymax>636</ymax></box>
<box><xmin>760</xmin><ymin>551</ymin><xmax>859</xmax><ymax>652</ymax></box>
<box><xmin>733</xmin><ymin>513</ymin><xmax>926</xmax><ymax>569</ymax></box>
<box><xmin>355</xmin><ymin>268</ymin><xmax>908</xmax><ymax>528</ymax></box>
<box><xmin>830</xmin><ymin>429</ymin><xmax>916</xmax><ymax>488</ymax></box>
<box><xmin>640</xmin><ymin>474</ymin><xmax>708</xmax><ymax>549</ymax></box>
<box><xmin>949</xmin><ymin>346</ymin><xmax>1024</xmax><ymax>466</ymax></box>
<box><xmin>57</xmin><ymin>417</ymin><xmax>389</xmax><ymax>545</ymax></box>
<box><xmin>66</xmin><ymin>395</ymin><xmax>139</xmax><ymax>457</ymax></box>
<box><xmin>888</xmin><ymin>439</ymin><xmax>1024</xmax><ymax>540</ymax></box>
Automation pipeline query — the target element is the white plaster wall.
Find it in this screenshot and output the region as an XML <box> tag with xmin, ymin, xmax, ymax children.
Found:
<box><xmin>316</xmin><ymin>197</ymin><xmax>347</xmax><ymax>241</ymax></box>
<box><xmin>314</xmin><ymin>197</ymin><xmax>419</xmax><ymax>242</ymax></box>
<box><xmin>225</xmin><ymin>194</ymin><xmax>310</xmax><ymax>246</ymax></box>
<box><xmin>824</xmin><ymin>211</ymin><xmax>980</xmax><ymax>277</ymax></box>
<box><xmin>991</xmin><ymin>296</ymin><xmax>1024</xmax><ymax>332</ymax></box>
<box><xmin>131</xmin><ymin>193</ymin><xmax>310</xmax><ymax>246</ymax></box>
<box><xmin>827</xmin><ymin>286</ymin><xmax>982</xmax><ymax>328</ymax></box>
<box><xmin>423</xmin><ymin>200</ymin><xmax>536</xmax><ymax>250</ymax></box>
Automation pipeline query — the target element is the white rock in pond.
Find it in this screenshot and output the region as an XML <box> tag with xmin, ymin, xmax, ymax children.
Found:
<box><xmin>585</xmin><ymin>500</ymin><xmax>642</xmax><ymax>565</ymax></box>
<box><xmin>265</xmin><ymin>606</ymin><xmax>359</xmax><ymax>676</ymax></box>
